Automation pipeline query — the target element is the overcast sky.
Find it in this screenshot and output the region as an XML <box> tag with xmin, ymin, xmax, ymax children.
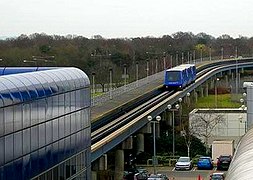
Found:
<box><xmin>1</xmin><ymin>0</ymin><xmax>252</xmax><ymax>39</ymax></box>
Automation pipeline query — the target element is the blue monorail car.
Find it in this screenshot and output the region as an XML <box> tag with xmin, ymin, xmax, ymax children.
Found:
<box><xmin>179</xmin><ymin>64</ymin><xmax>196</xmax><ymax>83</ymax></box>
<box><xmin>164</xmin><ymin>64</ymin><xmax>196</xmax><ymax>90</ymax></box>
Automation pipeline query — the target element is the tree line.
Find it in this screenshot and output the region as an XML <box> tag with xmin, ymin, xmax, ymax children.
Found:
<box><xmin>1</xmin><ymin>32</ymin><xmax>253</xmax><ymax>91</ymax></box>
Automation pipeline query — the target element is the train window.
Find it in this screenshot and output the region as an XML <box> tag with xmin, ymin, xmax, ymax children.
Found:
<box><xmin>167</xmin><ymin>71</ymin><xmax>180</xmax><ymax>81</ymax></box>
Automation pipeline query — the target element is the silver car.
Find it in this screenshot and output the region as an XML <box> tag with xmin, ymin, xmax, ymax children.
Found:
<box><xmin>175</xmin><ymin>157</ymin><xmax>192</xmax><ymax>170</ymax></box>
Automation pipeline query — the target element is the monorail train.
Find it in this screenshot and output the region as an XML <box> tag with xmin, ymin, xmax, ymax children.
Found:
<box><xmin>163</xmin><ymin>64</ymin><xmax>196</xmax><ymax>90</ymax></box>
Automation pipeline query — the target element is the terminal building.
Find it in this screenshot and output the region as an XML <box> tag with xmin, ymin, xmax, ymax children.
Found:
<box><xmin>0</xmin><ymin>67</ymin><xmax>91</xmax><ymax>179</ymax></box>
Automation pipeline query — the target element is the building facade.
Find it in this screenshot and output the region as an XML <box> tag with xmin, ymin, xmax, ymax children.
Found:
<box><xmin>0</xmin><ymin>68</ymin><xmax>91</xmax><ymax>179</ymax></box>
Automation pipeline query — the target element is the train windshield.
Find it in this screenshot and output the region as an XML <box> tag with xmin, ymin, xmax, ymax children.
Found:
<box><xmin>167</xmin><ymin>71</ymin><xmax>181</xmax><ymax>81</ymax></box>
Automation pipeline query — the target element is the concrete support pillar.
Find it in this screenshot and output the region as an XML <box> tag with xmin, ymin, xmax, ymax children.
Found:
<box><xmin>114</xmin><ymin>150</ymin><xmax>124</xmax><ymax>180</ymax></box>
<box><xmin>122</xmin><ymin>136</ymin><xmax>133</xmax><ymax>150</ymax></box>
<box><xmin>205</xmin><ymin>83</ymin><xmax>209</xmax><ymax>97</ymax></box>
<box><xmin>92</xmin><ymin>154</ymin><xmax>108</xmax><ymax>172</ymax></box>
<box><xmin>194</xmin><ymin>90</ymin><xmax>198</xmax><ymax>103</ymax></box>
<box><xmin>99</xmin><ymin>154</ymin><xmax>108</xmax><ymax>170</ymax></box>
<box><xmin>241</xmin><ymin>67</ymin><xmax>244</xmax><ymax>74</ymax></box>
<box><xmin>136</xmin><ymin>133</ymin><xmax>144</xmax><ymax>155</ymax></box>
<box><xmin>92</xmin><ymin>171</ymin><xmax>97</xmax><ymax>180</ymax></box>
<box><xmin>225</xmin><ymin>75</ymin><xmax>229</xmax><ymax>88</ymax></box>
<box><xmin>140</xmin><ymin>123</ymin><xmax>151</xmax><ymax>134</ymax></box>
<box><xmin>200</xmin><ymin>87</ymin><xmax>204</xmax><ymax>97</ymax></box>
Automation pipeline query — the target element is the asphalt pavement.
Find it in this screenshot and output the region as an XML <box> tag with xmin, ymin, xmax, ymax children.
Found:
<box><xmin>138</xmin><ymin>166</ymin><xmax>226</xmax><ymax>180</ymax></box>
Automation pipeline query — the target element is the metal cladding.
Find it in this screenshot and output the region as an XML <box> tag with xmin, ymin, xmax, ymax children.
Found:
<box><xmin>226</xmin><ymin>127</ymin><xmax>253</xmax><ymax>180</ymax></box>
<box><xmin>247</xmin><ymin>85</ymin><xmax>253</xmax><ymax>130</ymax></box>
<box><xmin>0</xmin><ymin>67</ymin><xmax>91</xmax><ymax>179</ymax></box>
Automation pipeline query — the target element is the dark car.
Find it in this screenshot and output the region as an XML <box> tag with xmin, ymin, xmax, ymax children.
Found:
<box><xmin>209</xmin><ymin>172</ymin><xmax>225</xmax><ymax>180</ymax></box>
<box><xmin>217</xmin><ymin>155</ymin><xmax>232</xmax><ymax>170</ymax></box>
<box><xmin>197</xmin><ymin>156</ymin><xmax>213</xmax><ymax>170</ymax></box>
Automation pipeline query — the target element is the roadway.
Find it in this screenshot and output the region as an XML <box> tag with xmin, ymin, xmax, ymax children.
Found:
<box><xmin>142</xmin><ymin>166</ymin><xmax>227</xmax><ymax>180</ymax></box>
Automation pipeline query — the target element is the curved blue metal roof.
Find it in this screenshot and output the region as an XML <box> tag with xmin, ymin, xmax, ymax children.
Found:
<box><xmin>0</xmin><ymin>67</ymin><xmax>57</xmax><ymax>76</ymax></box>
<box><xmin>0</xmin><ymin>67</ymin><xmax>90</xmax><ymax>107</ymax></box>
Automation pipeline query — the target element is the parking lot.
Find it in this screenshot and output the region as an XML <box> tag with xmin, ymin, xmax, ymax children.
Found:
<box><xmin>139</xmin><ymin>166</ymin><xmax>227</xmax><ymax>180</ymax></box>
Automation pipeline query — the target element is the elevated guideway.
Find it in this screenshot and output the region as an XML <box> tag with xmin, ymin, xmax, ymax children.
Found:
<box><xmin>91</xmin><ymin>58</ymin><xmax>253</xmax><ymax>162</ymax></box>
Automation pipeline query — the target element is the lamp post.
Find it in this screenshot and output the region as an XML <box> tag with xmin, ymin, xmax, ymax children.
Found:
<box><xmin>146</xmin><ymin>59</ymin><xmax>150</xmax><ymax>82</ymax></box>
<box><xmin>147</xmin><ymin>115</ymin><xmax>161</xmax><ymax>175</ymax></box>
<box><xmin>123</xmin><ymin>64</ymin><xmax>127</xmax><ymax>91</ymax></box>
<box><xmin>170</xmin><ymin>54</ymin><xmax>173</xmax><ymax>68</ymax></box>
<box><xmin>200</xmin><ymin>47</ymin><xmax>203</xmax><ymax>62</ymax></box>
<box><xmin>240</xmin><ymin>104</ymin><xmax>247</xmax><ymax>133</ymax></box>
<box><xmin>215</xmin><ymin>78</ymin><xmax>220</xmax><ymax>108</ymax></box>
<box><xmin>136</xmin><ymin>61</ymin><xmax>139</xmax><ymax>87</ymax></box>
<box><xmin>209</xmin><ymin>46</ymin><xmax>212</xmax><ymax>61</ymax></box>
<box><xmin>178</xmin><ymin>98</ymin><xmax>183</xmax><ymax>129</ymax></box>
<box><xmin>167</xmin><ymin>104</ymin><xmax>180</xmax><ymax>157</ymax></box>
<box><xmin>163</xmin><ymin>52</ymin><xmax>166</xmax><ymax>70</ymax></box>
<box><xmin>181</xmin><ymin>52</ymin><xmax>184</xmax><ymax>64</ymax></box>
<box><xmin>186</xmin><ymin>92</ymin><xmax>191</xmax><ymax>107</ymax></box>
<box><xmin>176</xmin><ymin>52</ymin><xmax>179</xmax><ymax>66</ymax></box>
<box><xmin>92</xmin><ymin>72</ymin><xmax>96</xmax><ymax>96</ymax></box>
<box><xmin>221</xmin><ymin>46</ymin><xmax>224</xmax><ymax>60</ymax></box>
<box><xmin>109</xmin><ymin>68</ymin><xmax>113</xmax><ymax>100</ymax></box>
<box><xmin>236</xmin><ymin>57</ymin><xmax>238</xmax><ymax>94</ymax></box>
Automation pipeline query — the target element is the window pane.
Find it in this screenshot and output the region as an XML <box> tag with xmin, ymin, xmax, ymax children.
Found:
<box><xmin>46</xmin><ymin>97</ymin><xmax>53</xmax><ymax>120</ymax></box>
<box><xmin>31</xmin><ymin>101</ymin><xmax>38</xmax><ymax>125</ymax></box>
<box><xmin>22</xmin><ymin>128</ymin><xmax>31</xmax><ymax>155</ymax></box>
<box><xmin>31</xmin><ymin>126</ymin><xmax>39</xmax><ymax>151</ymax></box>
<box><xmin>52</xmin><ymin>95</ymin><xmax>59</xmax><ymax>118</ymax></box>
<box><xmin>59</xmin><ymin>117</ymin><xmax>65</xmax><ymax>139</ymax></box>
<box><xmin>65</xmin><ymin>115</ymin><xmax>71</xmax><ymax>136</ymax></box>
<box><xmin>14</xmin><ymin>104</ymin><xmax>22</xmax><ymax>131</ymax></box>
<box><xmin>39</xmin><ymin>124</ymin><xmax>46</xmax><ymax>148</ymax></box>
<box><xmin>46</xmin><ymin>121</ymin><xmax>52</xmax><ymax>144</ymax></box>
<box><xmin>53</xmin><ymin>119</ymin><xmax>59</xmax><ymax>141</ymax></box>
<box><xmin>38</xmin><ymin>99</ymin><xmax>46</xmax><ymax>123</ymax></box>
<box><xmin>71</xmin><ymin>114</ymin><xmax>76</xmax><ymax>133</ymax></box>
<box><xmin>23</xmin><ymin>103</ymin><xmax>31</xmax><ymax>128</ymax></box>
<box><xmin>0</xmin><ymin>137</ymin><xmax>4</xmax><ymax>166</ymax></box>
<box><xmin>4</xmin><ymin>106</ymin><xmax>14</xmax><ymax>134</ymax></box>
<box><xmin>0</xmin><ymin>108</ymin><xmax>4</xmax><ymax>136</ymax></box>
<box><xmin>14</xmin><ymin>131</ymin><xmax>22</xmax><ymax>159</ymax></box>
<box><xmin>5</xmin><ymin>134</ymin><xmax>14</xmax><ymax>163</ymax></box>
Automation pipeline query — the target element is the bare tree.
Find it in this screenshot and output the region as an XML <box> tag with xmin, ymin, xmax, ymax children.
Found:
<box><xmin>189</xmin><ymin>111</ymin><xmax>225</xmax><ymax>154</ymax></box>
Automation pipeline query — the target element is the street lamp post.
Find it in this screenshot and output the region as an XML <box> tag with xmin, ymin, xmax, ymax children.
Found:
<box><xmin>163</xmin><ymin>52</ymin><xmax>166</xmax><ymax>70</ymax></box>
<box><xmin>146</xmin><ymin>59</ymin><xmax>149</xmax><ymax>82</ymax></box>
<box><xmin>136</xmin><ymin>61</ymin><xmax>139</xmax><ymax>87</ymax></box>
<box><xmin>186</xmin><ymin>92</ymin><xmax>191</xmax><ymax>107</ymax></box>
<box><xmin>181</xmin><ymin>52</ymin><xmax>184</xmax><ymax>64</ymax></box>
<box><xmin>92</xmin><ymin>72</ymin><xmax>96</xmax><ymax>96</ymax></box>
<box><xmin>178</xmin><ymin>98</ymin><xmax>183</xmax><ymax>129</ymax></box>
<box><xmin>109</xmin><ymin>68</ymin><xmax>113</xmax><ymax>100</ymax></box>
<box><xmin>147</xmin><ymin>115</ymin><xmax>161</xmax><ymax>175</ymax></box>
<box><xmin>215</xmin><ymin>78</ymin><xmax>220</xmax><ymax>108</ymax></box>
<box><xmin>209</xmin><ymin>46</ymin><xmax>212</xmax><ymax>61</ymax></box>
<box><xmin>170</xmin><ymin>54</ymin><xmax>173</xmax><ymax>68</ymax></box>
<box><xmin>167</xmin><ymin>104</ymin><xmax>180</xmax><ymax>157</ymax></box>
<box><xmin>123</xmin><ymin>64</ymin><xmax>127</xmax><ymax>91</ymax></box>
<box><xmin>236</xmin><ymin>58</ymin><xmax>238</xmax><ymax>94</ymax></box>
<box><xmin>221</xmin><ymin>46</ymin><xmax>224</xmax><ymax>60</ymax></box>
<box><xmin>200</xmin><ymin>47</ymin><xmax>203</xmax><ymax>62</ymax></box>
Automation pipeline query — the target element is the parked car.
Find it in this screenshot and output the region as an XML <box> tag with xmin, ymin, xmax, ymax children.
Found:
<box><xmin>217</xmin><ymin>155</ymin><xmax>232</xmax><ymax>170</ymax></box>
<box><xmin>197</xmin><ymin>156</ymin><xmax>213</xmax><ymax>170</ymax></box>
<box><xmin>147</xmin><ymin>174</ymin><xmax>168</xmax><ymax>180</ymax></box>
<box><xmin>123</xmin><ymin>168</ymin><xmax>149</xmax><ymax>180</ymax></box>
<box><xmin>192</xmin><ymin>154</ymin><xmax>203</xmax><ymax>166</ymax></box>
<box><xmin>175</xmin><ymin>157</ymin><xmax>192</xmax><ymax>171</ymax></box>
<box><xmin>209</xmin><ymin>172</ymin><xmax>225</xmax><ymax>180</ymax></box>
